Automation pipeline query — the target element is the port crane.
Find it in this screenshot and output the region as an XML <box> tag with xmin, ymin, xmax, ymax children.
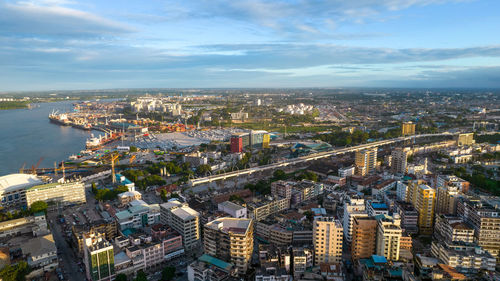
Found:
<box><xmin>103</xmin><ymin>152</ymin><xmax>120</xmax><ymax>184</ymax></box>
<box><xmin>31</xmin><ymin>157</ymin><xmax>44</xmax><ymax>174</ymax></box>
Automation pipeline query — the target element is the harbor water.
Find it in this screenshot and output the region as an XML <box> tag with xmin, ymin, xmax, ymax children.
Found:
<box><xmin>0</xmin><ymin>101</ymin><xmax>103</xmax><ymax>176</ymax></box>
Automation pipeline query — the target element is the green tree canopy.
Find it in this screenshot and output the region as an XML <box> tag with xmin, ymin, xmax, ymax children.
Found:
<box><xmin>0</xmin><ymin>261</ymin><xmax>30</xmax><ymax>281</ymax></box>
<box><xmin>30</xmin><ymin>201</ymin><xmax>48</xmax><ymax>214</ymax></box>
<box><xmin>134</xmin><ymin>270</ymin><xmax>148</xmax><ymax>281</ymax></box>
<box><xmin>115</xmin><ymin>273</ymin><xmax>128</xmax><ymax>281</ymax></box>
<box><xmin>161</xmin><ymin>266</ymin><xmax>176</xmax><ymax>281</ymax></box>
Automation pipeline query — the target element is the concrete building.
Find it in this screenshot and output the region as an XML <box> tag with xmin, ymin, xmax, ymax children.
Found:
<box><xmin>160</xmin><ymin>200</ymin><xmax>201</xmax><ymax>250</ymax></box>
<box><xmin>204</xmin><ymin>218</ymin><xmax>254</xmax><ymax>274</ymax></box>
<box><xmin>230</xmin><ymin>133</ymin><xmax>246</xmax><ymax>153</ymax></box>
<box><xmin>457</xmin><ymin>198</ymin><xmax>500</xmax><ymax>265</ymax></box>
<box><xmin>391</xmin><ymin>148</ymin><xmax>408</xmax><ymax>174</ymax></box>
<box><xmin>375</xmin><ymin>214</ymin><xmax>402</xmax><ymax>261</ymax></box>
<box><xmin>21</xmin><ymin>234</ymin><xmax>58</xmax><ymax>277</ymax></box>
<box><xmin>25</xmin><ymin>180</ymin><xmax>85</xmax><ymax>209</ymax></box>
<box><xmin>366</xmin><ymin>201</ymin><xmax>389</xmax><ymax>217</ymax></box>
<box><xmin>247</xmin><ymin>196</ymin><xmax>290</xmax><ymax>221</ymax></box>
<box><xmin>434</xmin><ymin>215</ymin><xmax>474</xmax><ymax>244</ymax></box>
<box><xmin>0</xmin><ymin>173</ymin><xmax>43</xmax><ymax>208</ymax></box>
<box><xmin>396</xmin><ymin>181</ymin><xmax>408</xmax><ymax>202</ymax></box>
<box><xmin>456</xmin><ymin>133</ymin><xmax>474</xmax><ymax>146</ymax></box>
<box><xmin>408</xmin><ymin>181</ymin><xmax>436</xmax><ymax>235</ymax></box>
<box><xmin>83</xmin><ymin>233</ymin><xmax>115</xmax><ymax>281</ymax></box>
<box><xmin>0</xmin><ymin>212</ymin><xmax>48</xmax><ymax>239</ymax></box>
<box><xmin>342</xmin><ymin>197</ymin><xmax>368</xmax><ymax>242</ymax></box>
<box><xmin>351</xmin><ymin>217</ymin><xmax>377</xmax><ymax>260</ymax></box>
<box><xmin>436</xmin><ymin>184</ymin><xmax>460</xmax><ymax>215</ymax></box>
<box><xmin>436</xmin><ymin>175</ymin><xmax>470</xmax><ymax>194</ymax></box>
<box><xmin>292</xmin><ymin>248</ymin><xmax>313</xmax><ymax>277</ymax></box>
<box><xmin>115</xmin><ymin>200</ymin><xmax>160</xmax><ymax>230</ymax></box>
<box><xmin>117</xmin><ymin>190</ymin><xmax>142</xmax><ymax>206</ymax></box>
<box><xmin>271</xmin><ymin>181</ymin><xmax>293</xmax><ymax>199</ymax></box>
<box><xmin>355</xmin><ymin>148</ymin><xmax>377</xmax><ymax>176</ymax></box>
<box><xmin>394</xmin><ymin>202</ymin><xmax>419</xmax><ymax>234</ymax></box>
<box><xmin>338</xmin><ymin>166</ymin><xmax>355</xmax><ymax>178</ymax></box>
<box><xmin>313</xmin><ymin>217</ymin><xmax>343</xmax><ymax>265</ymax></box>
<box><xmin>402</xmin><ymin>121</ymin><xmax>416</xmax><ymax>136</ymax></box>
<box><xmin>218</xmin><ymin>201</ymin><xmax>247</xmax><ymax>218</ymax></box>
<box><xmin>187</xmin><ymin>254</ymin><xmax>237</xmax><ymax>281</ymax></box>
<box><xmin>431</xmin><ymin>241</ymin><xmax>496</xmax><ymax>272</ymax></box>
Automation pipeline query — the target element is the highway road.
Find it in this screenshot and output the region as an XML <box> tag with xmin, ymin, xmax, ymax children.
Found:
<box><xmin>188</xmin><ymin>133</ymin><xmax>456</xmax><ymax>186</ymax></box>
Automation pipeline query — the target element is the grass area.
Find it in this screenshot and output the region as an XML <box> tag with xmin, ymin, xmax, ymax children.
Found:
<box><xmin>0</xmin><ymin>101</ymin><xmax>30</xmax><ymax>110</ymax></box>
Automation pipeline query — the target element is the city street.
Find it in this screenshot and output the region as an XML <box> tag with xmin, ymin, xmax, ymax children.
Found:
<box><xmin>48</xmin><ymin>213</ymin><xmax>86</xmax><ymax>281</ymax></box>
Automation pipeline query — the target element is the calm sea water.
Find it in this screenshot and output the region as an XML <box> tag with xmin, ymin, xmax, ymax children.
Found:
<box><xmin>0</xmin><ymin>101</ymin><xmax>102</xmax><ymax>176</ymax></box>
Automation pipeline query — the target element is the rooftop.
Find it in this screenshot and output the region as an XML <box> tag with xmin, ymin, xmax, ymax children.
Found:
<box><xmin>205</xmin><ymin>217</ymin><xmax>252</xmax><ymax>234</ymax></box>
<box><xmin>219</xmin><ymin>201</ymin><xmax>245</xmax><ymax>212</ymax></box>
<box><xmin>21</xmin><ymin>234</ymin><xmax>56</xmax><ymax>258</ymax></box>
<box><xmin>198</xmin><ymin>254</ymin><xmax>234</xmax><ymax>271</ymax></box>
<box><xmin>0</xmin><ymin>174</ymin><xmax>42</xmax><ymax>193</ymax></box>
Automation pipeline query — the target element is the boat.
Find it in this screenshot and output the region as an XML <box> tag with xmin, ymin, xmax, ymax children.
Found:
<box><xmin>85</xmin><ymin>132</ymin><xmax>122</xmax><ymax>151</ymax></box>
<box><xmin>49</xmin><ymin>110</ymin><xmax>72</xmax><ymax>126</ymax></box>
<box><xmin>72</xmin><ymin>122</ymin><xmax>93</xmax><ymax>131</ymax></box>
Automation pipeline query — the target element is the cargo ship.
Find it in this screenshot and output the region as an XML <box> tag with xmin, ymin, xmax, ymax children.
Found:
<box><xmin>49</xmin><ymin>111</ymin><xmax>72</xmax><ymax>126</ymax></box>
<box><xmin>86</xmin><ymin>132</ymin><xmax>122</xmax><ymax>150</ymax></box>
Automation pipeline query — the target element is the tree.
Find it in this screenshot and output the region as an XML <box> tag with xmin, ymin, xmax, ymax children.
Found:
<box><xmin>134</xmin><ymin>270</ymin><xmax>148</xmax><ymax>281</ymax></box>
<box><xmin>115</xmin><ymin>273</ymin><xmax>128</xmax><ymax>281</ymax></box>
<box><xmin>160</xmin><ymin>189</ymin><xmax>168</xmax><ymax>202</ymax></box>
<box><xmin>161</xmin><ymin>267</ymin><xmax>176</xmax><ymax>281</ymax></box>
<box><xmin>30</xmin><ymin>201</ymin><xmax>48</xmax><ymax>214</ymax></box>
<box><xmin>129</xmin><ymin>146</ymin><xmax>138</xmax><ymax>152</ymax></box>
<box><xmin>273</xmin><ymin>170</ymin><xmax>287</xmax><ymax>181</ymax></box>
<box><xmin>0</xmin><ymin>261</ymin><xmax>30</xmax><ymax>281</ymax></box>
<box><xmin>196</xmin><ymin>164</ymin><xmax>212</xmax><ymax>176</ymax></box>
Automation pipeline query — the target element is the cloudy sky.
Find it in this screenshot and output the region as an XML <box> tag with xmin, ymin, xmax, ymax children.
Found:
<box><xmin>1</xmin><ymin>0</ymin><xmax>500</xmax><ymax>91</ymax></box>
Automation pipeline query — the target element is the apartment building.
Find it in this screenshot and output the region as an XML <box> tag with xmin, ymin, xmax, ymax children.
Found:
<box><xmin>434</xmin><ymin>215</ymin><xmax>474</xmax><ymax>244</ymax></box>
<box><xmin>431</xmin><ymin>242</ymin><xmax>496</xmax><ymax>272</ymax></box>
<box><xmin>313</xmin><ymin>217</ymin><xmax>343</xmax><ymax>265</ymax></box>
<box><xmin>408</xmin><ymin>181</ymin><xmax>436</xmax><ymax>235</ymax></box>
<box><xmin>355</xmin><ymin>148</ymin><xmax>377</xmax><ymax>176</ymax></box>
<box><xmin>115</xmin><ymin>200</ymin><xmax>160</xmax><ymax>230</ymax></box>
<box><xmin>351</xmin><ymin>217</ymin><xmax>377</xmax><ymax>260</ymax></box>
<box><xmin>247</xmin><ymin>196</ymin><xmax>290</xmax><ymax>221</ymax></box>
<box><xmin>160</xmin><ymin>200</ymin><xmax>200</xmax><ymax>250</ymax></box>
<box><xmin>457</xmin><ymin>198</ymin><xmax>500</xmax><ymax>265</ymax></box>
<box><xmin>391</xmin><ymin>147</ymin><xmax>408</xmax><ymax>174</ymax></box>
<box><xmin>375</xmin><ymin>214</ymin><xmax>402</xmax><ymax>261</ymax></box>
<box><xmin>204</xmin><ymin>218</ymin><xmax>254</xmax><ymax>274</ymax></box>
<box><xmin>342</xmin><ymin>197</ymin><xmax>368</xmax><ymax>242</ymax></box>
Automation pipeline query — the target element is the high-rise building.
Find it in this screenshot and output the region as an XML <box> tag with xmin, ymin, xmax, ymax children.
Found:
<box><xmin>343</xmin><ymin>197</ymin><xmax>368</xmax><ymax>242</ymax></box>
<box><xmin>391</xmin><ymin>148</ymin><xmax>408</xmax><ymax>174</ymax></box>
<box><xmin>204</xmin><ymin>218</ymin><xmax>254</xmax><ymax>275</ymax></box>
<box><xmin>352</xmin><ymin>217</ymin><xmax>377</xmax><ymax>260</ymax></box>
<box><xmin>402</xmin><ymin>122</ymin><xmax>416</xmax><ymax>136</ymax></box>
<box><xmin>457</xmin><ymin>198</ymin><xmax>500</xmax><ymax>265</ymax></box>
<box><xmin>435</xmin><ymin>185</ymin><xmax>460</xmax><ymax>215</ymax></box>
<box><xmin>271</xmin><ymin>180</ymin><xmax>293</xmax><ymax>199</ymax></box>
<box><xmin>313</xmin><ymin>217</ymin><xmax>343</xmax><ymax>265</ymax></box>
<box><xmin>355</xmin><ymin>148</ymin><xmax>377</xmax><ymax>176</ymax></box>
<box><xmin>436</xmin><ymin>175</ymin><xmax>470</xmax><ymax>194</ymax></box>
<box><xmin>230</xmin><ymin>134</ymin><xmax>243</xmax><ymax>153</ymax></box>
<box><xmin>160</xmin><ymin>200</ymin><xmax>200</xmax><ymax>250</ymax></box>
<box><xmin>250</xmin><ymin>130</ymin><xmax>268</xmax><ymax>149</ymax></box>
<box><xmin>375</xmin><ymin>214</ymin><xmax>402</xmax><ymax>261</ymax></box>
<box><xmin>408</xmin><ymin>181</ymin><xmax>436</xmax><ymax>235</ymax></box>
<box><xmin>83</xmin><ymin>233</ymin><xmax>115</xmax><ymax>281</ymax></box>
<box><xmin>456</xmin><ymin>133</ymin><xmax>474</xmax><ymax>146</ymax></box>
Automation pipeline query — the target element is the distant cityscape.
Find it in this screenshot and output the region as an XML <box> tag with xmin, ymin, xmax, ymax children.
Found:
<box><xmin>0</xmin><ymin>90</ymin><xmax>499</xmax><ymax>281</ymax></box>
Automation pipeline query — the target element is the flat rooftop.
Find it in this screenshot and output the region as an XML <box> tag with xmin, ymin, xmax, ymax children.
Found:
<box><xmin>205</xmin><ymin>217</ymin><xmax>252</xmax><ymax>234</ymax></box>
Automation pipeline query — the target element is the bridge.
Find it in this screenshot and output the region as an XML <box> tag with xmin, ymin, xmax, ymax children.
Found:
<box><xmin>188</xmin><ymin>133</ymin><xmax>457</xmax><ymax>187</ymax></box>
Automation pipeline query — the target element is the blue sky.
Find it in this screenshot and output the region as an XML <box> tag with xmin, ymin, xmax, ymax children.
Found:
<box><xmin>1</xmin><ymin>0</ymin><xmax>500</xmax><ymax>91</ymax></box>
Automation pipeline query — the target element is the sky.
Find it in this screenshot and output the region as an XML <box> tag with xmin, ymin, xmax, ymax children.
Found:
<box><xmin>1</xmin><ymin>0</ymin><xmax>500</xmax><ymax>91</ymax></box>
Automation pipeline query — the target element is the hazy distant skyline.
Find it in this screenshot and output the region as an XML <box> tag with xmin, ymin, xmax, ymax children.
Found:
<box><xmin>1</xmin><ymin>0</ymin><xmax>500</xmax><ymax>91</ymax></box>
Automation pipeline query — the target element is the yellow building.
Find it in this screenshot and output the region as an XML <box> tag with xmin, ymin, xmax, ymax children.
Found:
<box><xmin>313</xmin><ymin>217</ymin><xmax>343</xmax><ymax>265</ymax></box>
<box><xmin>375</xmin><ymin>214</ymin><xmax>402</xmax><ymax>261</ymax></box>
<box><xmin>355</xmin><ymin>148</ymin><xmax>377</xmax><ymax>176</ymax></box>
<box><xmin>402</xmin><ymin>122</ymin><xmax>416</xmax><ymax>136</ymax></box>
<box><xmin>457</xmin><ymin>133</ymin><xmax>474</xmax><ymax>146</ymax></box>
<box><xmin>204</xmin><ymin>218</ymin><xmax>254</xmax><ymax>275</ymax></box>
<box><xmin>262</xmin><ymin>134</ymin><xmax>270</xmax><ymax>149</ymax></box>
<box><xmin>408</xmin><ymin>181</ymin><xmax>436</xmax><ymax>235</ymax></box>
